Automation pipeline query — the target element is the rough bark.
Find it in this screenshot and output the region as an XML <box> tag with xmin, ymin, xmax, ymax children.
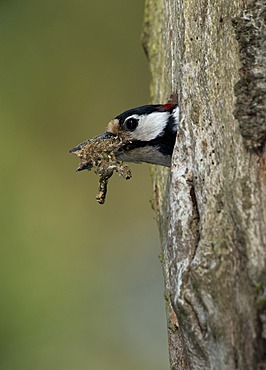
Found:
<box><xmin>142</xmin><ymin>1</ymin><xmax>266</xmax><ymax>369</ymax></box>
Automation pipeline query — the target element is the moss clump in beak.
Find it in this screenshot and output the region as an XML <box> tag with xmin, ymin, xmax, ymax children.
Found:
<box><xmin>70</xmin><ymin>134</ymin><xmax>132</xmax><ymax>204</ymax></box>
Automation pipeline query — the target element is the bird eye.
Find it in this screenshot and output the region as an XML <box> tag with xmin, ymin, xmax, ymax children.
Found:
<box><xmin>125</xmin><ymin>117</ymin><xmax>138</xmax><ymax>131</ymax></box>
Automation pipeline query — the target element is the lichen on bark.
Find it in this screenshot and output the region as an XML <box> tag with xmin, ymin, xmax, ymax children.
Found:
<box><xmin>233</xmin><ymin>1</ymin><xmax>266</xmax><ymax>148</ymax></box>
<box><xmin>143</xmin><ymin>0</ymin><xmax>266</xmax><ymax>369</ymax></box>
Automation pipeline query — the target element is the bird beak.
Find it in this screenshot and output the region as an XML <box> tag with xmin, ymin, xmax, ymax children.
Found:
<box><xmin>94</xmin><ymin>132</ymin><xmax>115</xmax><ymax>140</ymax></box>
<box><xmin>69</xmin><ymin>132</ymin><xmax>115</xmax><ymax>154</ymax></box>
<box><xmin>69</xmin><ymin>139</ymin><xmax>89</xmax><ymax>154</ymax></box>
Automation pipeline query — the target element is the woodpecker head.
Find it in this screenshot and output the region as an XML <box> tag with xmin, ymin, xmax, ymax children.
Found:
<box><xmin>70</xmin><ymin>103</ymin><xmax>179</xmax><ymax>168</ymax></box>
<box><xmin>101</xmin><ymin>104</ymin><xmax>179</xmax><ymax>166</ymax></box>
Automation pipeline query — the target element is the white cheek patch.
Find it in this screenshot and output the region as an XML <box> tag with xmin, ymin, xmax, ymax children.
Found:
<box><xmin>128</xmin><ymin>111</ymin><xmax>170</xmax><ymax>141</ymax></box>
<box><xmin>172</xmin><ymin>106</ymin><xmax>179</xmax><ymax>132</ymax></box>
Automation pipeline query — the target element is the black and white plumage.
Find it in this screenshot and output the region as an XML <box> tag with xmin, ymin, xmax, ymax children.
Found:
<box><xmin>103</xmin><ymin>104</ymin><xmax>179</xmax><ymax>167</ymax></box>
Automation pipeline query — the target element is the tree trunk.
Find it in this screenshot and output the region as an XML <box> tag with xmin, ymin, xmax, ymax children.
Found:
<box><xmin>142</xmin><ymin>0</ymin><xmax>266</xmax><ymax>369</ymax></box>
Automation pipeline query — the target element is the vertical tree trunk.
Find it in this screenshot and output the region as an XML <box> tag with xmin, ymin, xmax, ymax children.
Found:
<box><xmin>142</xmin><ymin>1</ymin><xmax>266</xmax><ymax>369</ymax></box>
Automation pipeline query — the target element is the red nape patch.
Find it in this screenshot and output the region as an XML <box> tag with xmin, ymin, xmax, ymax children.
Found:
<box><xmin>158</xmin><ymin>104</ymin><xmax>176</xmax><ymax>112</ymax></box>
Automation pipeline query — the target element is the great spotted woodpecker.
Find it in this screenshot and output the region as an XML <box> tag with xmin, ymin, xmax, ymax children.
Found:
<box><xmin>71</xmin><ymin>103</ymin><xmax>179</xmax><ymax>168</ymax></box>
<box><xmin>70</xmin><ymin>104</ymin><xmax>179</xmax><ymax>202</ymax></box>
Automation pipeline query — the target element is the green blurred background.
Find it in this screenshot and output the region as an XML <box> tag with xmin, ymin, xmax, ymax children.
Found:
<box><xmin>0</xmin><ymin>1</ymin><xmax>169</xmax><ymax>369</ymax></box>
